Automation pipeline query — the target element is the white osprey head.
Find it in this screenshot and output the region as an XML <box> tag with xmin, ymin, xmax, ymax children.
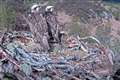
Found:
<box><xmin>45</xmin><ymin>6</ymin><xmax>54</xmax><ymax>12</ymax></box>
<box><xmin>31</xmin><ymin>4</ymin><xmax>40</xmax><ymax>13</ymax></box>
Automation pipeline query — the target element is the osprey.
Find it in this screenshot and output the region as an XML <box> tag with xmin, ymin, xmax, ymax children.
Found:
<box><xmin>45</xmin><ymin>6</ymin><xmax>54</xmax><ymax>12</ymax></box>
<box><xmin>31</xmin><ymin>4</ymin><xmax>40</xmax><ymax>13</ymax></box>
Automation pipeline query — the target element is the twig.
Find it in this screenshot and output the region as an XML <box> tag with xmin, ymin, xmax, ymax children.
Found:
<box><xmin>0</xmin><ymin>44</ymin><xmax>20</xmax><ymax>68</ymax></box>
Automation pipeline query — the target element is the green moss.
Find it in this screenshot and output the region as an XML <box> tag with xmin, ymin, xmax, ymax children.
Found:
<box><xmin>104</xmin><ymin>2</ymin><xmax>120</xmax><ymax>20</ymax></box>
<box><xmin>95</xmin><ymin>26</ymin><xmax>112</xmax><ymax>46</ymax></box>
<box><xmin>0</xmin><ymin>0</ymin><xmax>16</xmax><ymax>30</ymax></box>
<box><xmin>69</xmin><ymin>22</ymin><xmax>89</xmax><ymax>37</ymax></box>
